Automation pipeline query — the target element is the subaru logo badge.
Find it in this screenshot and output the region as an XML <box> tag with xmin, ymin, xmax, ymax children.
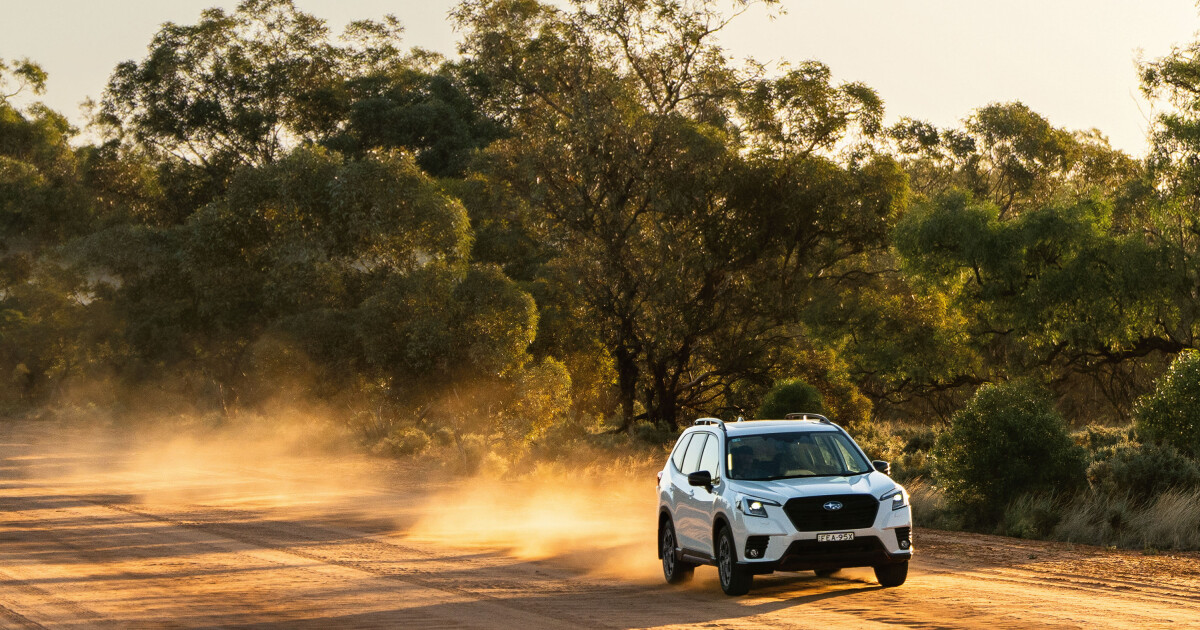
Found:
<box><xmin>823</xmin><ymin>501</ymin><xmax>843</xmax><ymax>511</ymax></box>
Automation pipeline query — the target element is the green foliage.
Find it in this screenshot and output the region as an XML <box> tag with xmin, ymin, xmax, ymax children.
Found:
<box><xmin>456</xmin><ymin>0</ymin><xmax>905</xmax><ymax>429</ymax></box>
<box><xmin>0</xmin><ymin>58</ymin><xmax>47</xmax><ymax>103</ymax></box>
<box><xmin>100</xmin><ymin>0</ymin><xmax>365</xmax><ymax>170</ymax></box>
<box><xmin>933</xmin><ymin>381</ymin><xmax>1088</xmax><ymax>522</ymax></box>
<box><xmin>1073</xmin><ymin>424</ymin><xmax>1128</xmax><ymax>454</ymax></box>
<box><xmin>1087</xmin><ymin>441</ymin><xmax>1200</xmax><ymax>499</ymax></box>
<box><xmin>326</xmin><ymin>62</ymin><xmax>503</xmax><ymax>177</ymax></box>
<box><xmin>1135</xmin><ymin>351</ymin><xmax>1200</xmax><ymax>458</ymax></box>
<box><xmin>506</xmin><ymin>358</ymin><xmax>573</xmax><ymax>442</ymax></box>
<box><xmin>756</xmin><ymin>379</ymin><xmax>823</xmax><ymax>419</ymax></box>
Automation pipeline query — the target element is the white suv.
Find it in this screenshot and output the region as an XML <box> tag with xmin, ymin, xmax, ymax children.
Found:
<box><xmin>656</xmin><ymin>414</ymin><xmax>912</xmax><ymax>595</ymax></box>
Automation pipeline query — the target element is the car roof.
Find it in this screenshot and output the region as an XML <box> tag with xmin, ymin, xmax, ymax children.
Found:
<box><xmin>685</xmin><ymin>419</ymin><xmax>841</xmax><ymax>437</ymax></box>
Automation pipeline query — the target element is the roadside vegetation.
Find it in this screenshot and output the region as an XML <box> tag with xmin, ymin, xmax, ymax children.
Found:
<box><xmin>5</xmin><ymin>0</ymin><xmax>1200</xmax><ymax>550</ymax></box>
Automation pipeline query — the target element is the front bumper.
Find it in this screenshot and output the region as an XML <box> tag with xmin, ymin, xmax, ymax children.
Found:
<box><xmin>732</xmin><ymin>499</ymin><xmax>913</xmax><ymax>572</ymax></box>
<box><xmin>741</xmin><ymin>535</ymin><xmax>910</xmax><ymax>574</ymax></box>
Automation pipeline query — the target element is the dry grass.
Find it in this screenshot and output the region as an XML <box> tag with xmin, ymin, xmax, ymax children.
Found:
<box><xmin>906</xmin><ymin>478</ymin><xmax>963</xmax><ymax>530</ymax></box>
<box><xmin>1011</xmin><ymin>488</ymin><xmax>1200</xmax><ymax>551</ymax></box>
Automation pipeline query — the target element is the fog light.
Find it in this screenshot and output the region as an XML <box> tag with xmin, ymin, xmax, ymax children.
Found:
<box><xmin>745</xmin><ymin>535</ymin><xmax>769</xmax><ymax>559</ymax></box>
<box><xmin>899</xmin><ymin>540</ymin><xmax>910</xmax><ymax>550</ymax></box>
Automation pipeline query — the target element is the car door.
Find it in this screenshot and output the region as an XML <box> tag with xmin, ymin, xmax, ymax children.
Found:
<box><xmin>681</xmin><ymin>432</ymin><xmax>723</xmax><ymax>557</ymax></box>
<box><xmin>672</xmin><ymin>432</ymin><xmax>710</xmax><ymax>552</ymax></box>
<box><xmin>662</xmin><ymin>433</ymin><xmax>695</xmax><ymax>530</ymax></box>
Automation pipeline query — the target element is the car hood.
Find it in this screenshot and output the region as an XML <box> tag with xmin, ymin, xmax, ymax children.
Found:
<box><xmin>728</xmin><ymin>472</ymin><xmax>896</xmax><ymax>503</ymax></box>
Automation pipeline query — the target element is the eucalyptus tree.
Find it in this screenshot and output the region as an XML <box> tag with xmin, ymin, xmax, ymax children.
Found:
<box><xmin>78</xmin><ymin>147</ymin><xmax>535</xmax><ymax>410</ymax></box>
<box><xmin>97</xmin><ymin>0</ymin><xmax>501</xmax><ymax>220</ymax></box>
<box><xmin>456</xmin><ymin>0</ymin><xmax>906</xmax><ymax>429</ymax></box>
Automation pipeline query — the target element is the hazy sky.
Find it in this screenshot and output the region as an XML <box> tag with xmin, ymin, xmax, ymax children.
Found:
<box><xmin>2</xmin><ymin>1</ymin><xmax>1198</xmax><ymax>155</ymax></box>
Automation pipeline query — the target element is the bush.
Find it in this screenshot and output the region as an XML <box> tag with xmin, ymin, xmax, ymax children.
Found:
<box><xmin>431</xmin><ymin>426</ymin><xmax>456</xmax><ymax>447</ymax></box>
<box><xmin>757</xmin><ymin>378</ymin><xmax>824</xmax><ymax>419</ymax></box>
<box><xmin>850</xmin><ymin>421</ymin><xmax>901</xmax><ymax>462</ymax></box>
<box><xmin>372</xmin><ymin>426</ymin><xmax>431</xmax><ymax>457</ymax></box>
<box><xmin>1087</xmin><ymin>441</ymin><xmax>1200</xmax><ymax>499</ymax></box>
<box><xmin>1072</xmin><ymin>424</ymin><xmax>1128</xmax><ymax>454</ymax></box>
<box><xmin>1136</xmin><ymin>350</ymin><xmax>1200</xmax><ymax>458</ymax></box>
<box><xmin>1001</xmin><ymin>493</ymin><xmax>1062</xmax><ymax>539</ymax></box>
<box><xmin>932</xmin><ymin>380</ymin><xmax>1088</xmax><ymax>523</ymax></box>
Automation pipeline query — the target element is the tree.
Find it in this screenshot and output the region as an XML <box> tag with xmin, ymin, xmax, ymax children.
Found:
<box><xmin>456</xmin><ymin>0</ymin><xmax>905</xmax><ymax>429</ymax></box>
<box><xmin>888</xmin><ymin>103</ymin><xmax>1137</xmax><ymax>216</ymax></box>
<box><xmin>77</xmin><ymin>147</ymin><xmax>536</xmax><ymax>411</ymax></box>
<box><xmin>0</xmin><ymin>58</ymin><xmax>47</xmax><ymax>105</ymax></box>
<box><xmin>325</xmin><ymin>59</ymin><xmax>504</xmax><ymax>177</ymax></box>
<box><xmin>892</xmin><ymin>190</ymin><xmax>1176</xmax><ymax>419</ymax></box>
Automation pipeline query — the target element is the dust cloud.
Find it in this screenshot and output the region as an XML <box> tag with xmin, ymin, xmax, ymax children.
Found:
<box><xmin>4</xmin><ymin>411</ymin><xmax>667</xmax><ymax>582</ymax></box>
<box><xmin>406</xmin><ymin>466</ymin><xmax>662</xmax><ymax>580</ymax></box>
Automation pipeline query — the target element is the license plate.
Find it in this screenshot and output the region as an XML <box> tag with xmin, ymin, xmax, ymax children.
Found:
<box><xmin>816</xmin><ymin>532</ymin><xmax>855</xmax><ymax>542</ymax></box>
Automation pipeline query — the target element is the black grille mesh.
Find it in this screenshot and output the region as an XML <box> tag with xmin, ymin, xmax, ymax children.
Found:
<box><xmin>783</xmin><ymin>494</ymin><xmax>880</xmax><ymax>531</ymax></box>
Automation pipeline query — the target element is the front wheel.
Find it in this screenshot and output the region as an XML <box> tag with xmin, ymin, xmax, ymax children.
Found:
<box><xmin>660</xmin><ymin>518</ymin><xmax>694</xmax><ymax>584</ymax></box>
<box><xmin>874</xmin><ymin>561</ymin><xmax>908</xmax><ymax>587</ymax></box>
<box><xmin>716</xmin><ymin>527</ymin><xmax>752</xmax><ymax>596</ymax></box>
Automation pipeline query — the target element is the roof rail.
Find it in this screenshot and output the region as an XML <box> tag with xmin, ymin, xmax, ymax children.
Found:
<box><xmin>784</xmin><ymin>412</ymin><xmax>831</xmax><ymax>424</ymax></box>
<box><xmin>694</xmin><ymin>417</ymin><xmax>726</xmax><ymax>432</ymax></box>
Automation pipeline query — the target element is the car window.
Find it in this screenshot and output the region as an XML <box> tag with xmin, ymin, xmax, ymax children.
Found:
<box><xmin>821</xmin><ymin>433</ymin><xmax>864</xmax><ymax>470</ymax></box>
<box><xmin>727</xmin><ymin>431</ymin><xmax>872</xmax><ymax>480</ymax></box>
<box><xmin>680</xmin><ymin>433</ymin><xmax>709</xmax><ymax>474</ymax></box>
<box><xmin>698</xmin><ymin>433</ymin><xmax>720</xmax><ymax>478</ymax></box>
<box><xmin>670</xmin><ymin>434</ymin><xmax>694</xmax><ymax>471</ymax></box>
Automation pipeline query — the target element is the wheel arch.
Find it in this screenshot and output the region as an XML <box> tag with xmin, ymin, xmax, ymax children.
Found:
<box><xmin>712</xmin><ymin>512</ymin><xmax>733</xmax><ymax>555</ymax></box>
<box><xmin>657</xmin><ymin>508</ymin><xmax>673</xmax><ymax>559</ymax></box>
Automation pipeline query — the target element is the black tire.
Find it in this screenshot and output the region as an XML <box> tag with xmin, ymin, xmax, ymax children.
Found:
<box><xmin>874</xmin><ymin>561</ymin><xmax>908</xmax><ymax>587</ymax></box>
<box><xmin>660</xmin><ymin>518</ymin><xmax>694</xmax><ymax>584</ymax></box>
<box><xmin>716</xmin><ymin>526</ymin><xmax>752</xmax><ymax>596</ymax></box>
<box><xmin>814</xmin><ymin>568</ymin><xmax>839</xmax><ymax>578</ymax></box>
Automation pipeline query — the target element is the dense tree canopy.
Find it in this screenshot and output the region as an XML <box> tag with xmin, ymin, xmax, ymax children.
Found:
<box><xmin>8</xmin><ymin>0</ymin><xmax>1200</xmax><ymax>443</ymax></box>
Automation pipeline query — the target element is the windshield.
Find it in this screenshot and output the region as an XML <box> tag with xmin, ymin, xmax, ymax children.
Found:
<box><xmin>726</xmin><ymin>431</ymin><xmax>873</xmax><ymax>481</ymax></box>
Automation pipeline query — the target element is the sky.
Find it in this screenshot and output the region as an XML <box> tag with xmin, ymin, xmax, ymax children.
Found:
<box><xmin>2</xmin><ymin>0</ymin><xmax>1198</xmax><ymax>156</ymax></box>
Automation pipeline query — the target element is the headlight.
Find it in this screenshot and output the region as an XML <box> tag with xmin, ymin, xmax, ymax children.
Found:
<box><xmin>737</xmin><ymin>495</ymin><xmax>779</xmax><ymax>518</ymax></box>
<box><xmin>880</xmin><ymin>488</ymin><xmax>908</xmax><ymax>511</ymax></box>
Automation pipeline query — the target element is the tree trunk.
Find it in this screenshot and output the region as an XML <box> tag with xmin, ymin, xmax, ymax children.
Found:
<box><xmin>615</xmin><ymin>344</ymin><xmax>639</xmax><ymax>434</ymax></box>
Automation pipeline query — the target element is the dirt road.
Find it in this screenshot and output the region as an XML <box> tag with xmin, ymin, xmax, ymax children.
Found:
<box><xmin>0</xmin><ymin>421</ymin><xmax>1197</xmax><ymax>629</ymax></box>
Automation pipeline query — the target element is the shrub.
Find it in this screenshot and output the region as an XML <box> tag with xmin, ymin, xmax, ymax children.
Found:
<box><xmin>1086</xmin><ymin>441</ymin><xmax>1200</xmax><ymax>499</ymax></box>
<box><xmin>1135</xmin><ymin>350</ymin><xmax>1200</xmax><ymax>458</ymax></box>
<box><xmin>757</xmin><ymin>378</ymin><xmax>824</xmax><ymax>419</ymax></box>
<box><xmin>932</xmin><ymin>380</ymin><xmax>1088</xmax><ymax>523</ymax></box>
<box><xmin>431</xmin><ymin>426</ymin><xmax>456</xmax><ymax>447</ymax></box>
<box><xmin>373</xmin><ymin>426</ymin><xmax>431</xmax><ymax>457</ymax></box>
<box><xmin>1001</xmin><ymin>493</ymin><xmax>1062</xmax><ymax>539</ymax></box>
<box><xmin>850</xmin><ymin>421</ymin><xmax>901</xmax><ymax>462</ymax></box>
<box><xmin>1072</xmin><ymin>424</ymin><xmax>1128</xmax><ymax>454</ymax></box>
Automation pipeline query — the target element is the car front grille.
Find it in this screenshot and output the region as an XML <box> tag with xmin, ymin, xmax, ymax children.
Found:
<box><xmin>783</xmin><ymin>494</ymin><xmax>880</xmax><ymax>532</ymax></box>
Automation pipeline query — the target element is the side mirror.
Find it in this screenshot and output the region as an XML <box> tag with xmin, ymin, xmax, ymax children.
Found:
<box><xmin>872</xmin><ymin>460</ymin><xmax>891</xmax><ymax>475</ymax></box>
<box><xmin>687</xmin><ymin>470</ymin><xmax>713</xmax><ymax>488</ymax></box>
